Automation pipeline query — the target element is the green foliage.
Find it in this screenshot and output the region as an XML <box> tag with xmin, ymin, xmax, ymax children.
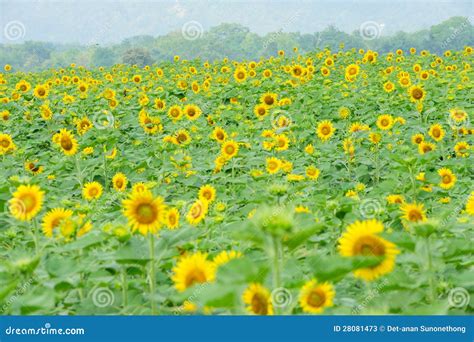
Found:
<box><xmin>1</xmin><ymin>17</ymin><xmax>472</xmax><ymax>70</ymax></box>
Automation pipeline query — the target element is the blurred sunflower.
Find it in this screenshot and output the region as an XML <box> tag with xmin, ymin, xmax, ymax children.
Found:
<box><xmin>338</xmin><ymin>219</ymin><xmax>399</xmax><ymax>281</ymax></box>
<box><xmin>172</xmin><ymin>252</ymin><xmax>216</xmax><ymax>292</ymax></box>
<box><xmin>299</xmin><ymin>279</ymin><xmax>335</xmax><ymax>314</ymax></box>
<box><xmin>112</xmin><ymin>172</ymin><xmax>128</xmax><ymax>192</ymax></box>
<box><xmin>82</xmin><ymin>182</ymin><xmax>103</xmax><ymax>201</ymax></box>
<box><xmin>242</xmin><ymin>283</ymin><xmax>273</xmax><ymax>315</ymax></box>
<box><xmin>42</xmin><ymin>208</ymin><xmax>73</xmax><ymax>237</ymax></box>
<box><xmin>438</xmin><ymin>168</ymin><xmax>456</xmax><ymax>190</ymax></box>
<box><xmin>400</xmin><ymin>202</ymin><xmax>427</xmax><ymax>222</ymax></box>
<box><xmin>9</xmin><ymin>184</ymin><xmax>45</xmax><ymax>221</ymax></box>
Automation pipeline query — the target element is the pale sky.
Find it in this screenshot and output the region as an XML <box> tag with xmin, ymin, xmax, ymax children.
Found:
<box><xmin>1</xmin><ymin>0</ymin><xmax>473</xmax><ymax>44</ymax></box>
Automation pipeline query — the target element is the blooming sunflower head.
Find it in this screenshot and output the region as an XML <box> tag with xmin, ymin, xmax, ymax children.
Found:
<box><xmin>299</xmin><ymin>279</ymin><xmax>335</xmax><ymax>314</ymax></box>
<box><xmin>198</xmin><ymin>184</ymin><xmax>216</xmax><ymax>204</ymax></box>
<box><xmin>9</xmin><ymin>184</ymin><xmax>45</xmax><ymax>221</ymax></box>
<box><xmin>186</xmin><ymin>200</ymin><xmax>208</xmax><ymax>225</ymax></box>
<box><xmin>376</xmin><ymin>114</ymin><xmax>394</xmax><ymax>130</ymax></box>
<box><xmin>408</xmin><ymin>85</ymin><xmax>425</xmax><ymax>102</ymax></box>
<box><xmin>42</xmin><ymin>208</ymin><xmax>73</xmax><ymax>237</ymax></box>
<box><xmin>82</xmin><ymin>182</ymin><xmax>103</xmax><ymax>201</ymax></box>
<box><xmin>400</xmin><ymin>202</ymin><xmax>427</xmax><ymax>223</ymax></box>
<box><xmin>171</xmin><ymin>252</ymin><xmax>216</xmax><ymax>292</ymax></box>
<box><xmin>112</xmin><ymin>172</ymin><xmax>128</xmax><ymax>192</ymax></box>
<box><xmin>221</xmin><ymin>140</ymin><xmax>239</xmax><ymax>159</ymax></box>
<box><xmin>338</xmin><ymin>219</ymin><xmax>399</xmax><ymax>281</ymax></box>
<box><xmin>122</xmin><ymin>189</ymin><xmax>166</xmax><ymax>235</ymax></box>
<box><xmin>437</xmin><ymin>168</ymin><xmax>456</xmax><ymax>190</ymax></box>
<box><xmin>242</xmin><ymin>283</ymin><xmax>274</xmax><ymax>315</ymax></box>
<box><xmin>316</xmin><ymin>120</ymin><xmax>335</xmax><ymax>142</ymax></box>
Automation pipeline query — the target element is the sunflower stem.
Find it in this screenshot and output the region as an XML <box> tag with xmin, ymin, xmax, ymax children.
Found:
<box><xmin>271</xmin><ymin>235</ymin><xmax>282</xmax><ymax>315</ymax></box>
<box><xmin>149</xmin><ymin>233</ymin><xmax>157</xmax><ymax>315</ymax></box>
<box><xmin>32</xmin><ymin>218</ymin><xmax>40</xmax><ymax>255</ymax></box>
<box><xmin>122</xmin><ymin>267</ymin><xmax>128</xmax><ymax>310</ymax></box>
<box><xmin>74</xmin><ymin>155</ymin><xmax>83</xmax><ymax>188</ymax></box>
<box><xmin>426</xmin><ymin>236</ymin><xmax>436</xmax><ymax>303</ymax></box>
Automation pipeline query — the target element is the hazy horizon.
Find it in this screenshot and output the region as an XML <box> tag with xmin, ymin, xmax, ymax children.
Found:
<box><xmin>1</xmin><ymin>0</ymin><xmax>473</xmax><ymax>45</ymax></box>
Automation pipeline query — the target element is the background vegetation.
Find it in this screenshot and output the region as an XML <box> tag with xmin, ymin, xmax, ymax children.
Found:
<box><xmin>1</xmin><ymin>16</ymin><xmax>472</xmax><ymax>70</ymax></box>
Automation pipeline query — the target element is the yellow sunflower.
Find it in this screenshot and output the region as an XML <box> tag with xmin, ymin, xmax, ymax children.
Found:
<box><xmin>213</xmin><ymin>250</ymin><xmax>242</xmax><ymax>267</ymax></box>
<box><xmin>266</xmin><ymin>157</ymin><xmax>281</xmax><ymax>174</ymax></box>
<box><xmin>42</xmin><ymin>208</ymin><xmax>73</xmax><ymax>237</ymax></box>
<box><xmin>24</xmin><ymin>161</ymin><xmax>44</xmax><ymax>175</ymax></box>
<box><xmin>168</xmin><ymin>105</ymin><xmax>183</xmax><ymax>121</ymax></box>
<box><xmin>242</xmin><ymin>283</ymin><xmax>274</xmax><ymax>315</ymax></box>
<box><xmin>53</xmin><ymin>129</ymin><xmax>78</xmax><ymax>156</ymax></box>
<box><xmin>274</xmin><ymin>134</ymin><xmax>289</xmax><ymax>151</ymax></box>
<box><xmin>383</xmin><ymin>81</ymin><xmax>395</xmax><ymax>92</ymax></box>
<box><xmin>186</xmin><ymin>200</ymin><xmax>208</xmax><ymax>225</ymax></box>
<box><xmin>428</xmin><ymin>124</ymin><xmax>445</xmax><ymax>142</ymax></box>
<box><xmin>9</xmin><ymin>184</ymin><xmax>45</xmax><ymax>221</ymax></box>
<box><xmin>454</xmin><ymin>141</ymin><xmax>470</xmax><ymax>157</ymax></box>
<box><xmin>112</xmin><ymin>172</ymin><xmax>128</xmax><ymax>192</ymax></box>
<box><xmin>75</xmin><ymin>117</ymin><xmax>93</xmax><ymax>135</ymax></box>
<box><xmin>408</xmin><ymin>85</ymin><xmax>425</xmax><ymax>102</ymax></box>
<box><xmin>438</xmin><ymin>168</ymin><xmax>456</xmax><ymax>190</ymax></box>
<box><xmin>449</xmin><ymin>109</ymin><xmax>468</xmax><ymax>123</ymax></box>
<box><xmin>171</xmin><ymin>252</ymin><xmax>216</xmax><ymax>292</ymax></box>
<box><xmin>165</xmin><ymin>207</ymin><xmax>180</xmax><ymax>230</ymax></box>
<box><xmin>376</xmin><ymin>114</ymin><xmax>394</xmax><ymax>130</ymax></box>
<box><xmin>400</xmin><ymin>202</ymin><xmax>427</xmax><ymax>222</ymax></box>
<box><xmin>123</xmin><ymin>189</ymin><xmax>166</xmax><ymax>235</ymax></box>
<box><xmin>411</xmin><ymin>133</ymin><xmax>424</xmax><ymax>145</ymax></box>
<box><xmin>221</xmin><ymin>140</ymin><xmax>239</xmax><ymax>159</ymax></box>
<box><xmin>233</xmin><ymin>67</ymin><xmax>247</xmax><ymax>82</ymax></box>
<box><xmin>183</xmin><ymin>104</ymin><xmax>202</xmax><ymax>120</ymax></box>
<box><xmin>211</xmin><ymin>127</ymin><xmax>227</xmax><ymax>143</ymax></box>
<box><xmin>33</xmin><ymin>84</ymin><xmax>49</xmax><ymax>99</ymax></box>
<box><xmin>418</xmin><ymin>141</ymin><xmax>436</xmax><ymax>154</ymax></box>
<box><xmin>82</xmin><ymin>182</ymin><xmax>103</xmax><ymax>201</ymax></box>
<box><xmin>260</xmin><ymin>93</ymin><xmax>278</xmax><ymax>107</ymax></box>
<box><xmin>254</xmin><ymin>104</ymin><xmax>268</xmax><ymax>119</ymax></box>
<box><xmin>198</xmin><ymin>184</ymin><xmax>216</xmax><ymax>204</ymax></box>
<box><xmin>345</xmin><ymin>64</ymin><xmax>360</xmax><ymax>80</ymax></box>
<box><xmin>466</xmin><ymin>193</ymin><xmax>474</xmax><ymax>216</ymax></box>
<box><xmin>338</xmin><ymin>219</ymin><xmax>399</xmax><ymax>281</ymax></box>
<box><xmin>0</xmin><ymin>133</ymin><xmax>16</xmax><ymax>155</ymax></box>
<box><xmin>299</xmin><ymin>279</ymin><xmax>335</xmax><ymax>314</ymax></box>
<box><xmin>316</xmin><ymin>121</ymin><xmax>335</xmax><ymax>141</ymax></box>
<box><xmin>305</xmin><ymin>165</ymin><xmax>320</xmax><ymax>180</ymax></box>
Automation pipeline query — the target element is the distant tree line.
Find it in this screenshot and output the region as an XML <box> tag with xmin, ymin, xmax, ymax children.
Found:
<box><xmin>0</xmin><ymin>16</ymin><xmax>472</xmax><ymax>70</ymax></box>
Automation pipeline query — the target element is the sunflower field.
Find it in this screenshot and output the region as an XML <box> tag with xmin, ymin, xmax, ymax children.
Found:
<box><xmin>0</xmin><ymin>46</ymin><xmax>473</xmax><ymax>316</ymax></box>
